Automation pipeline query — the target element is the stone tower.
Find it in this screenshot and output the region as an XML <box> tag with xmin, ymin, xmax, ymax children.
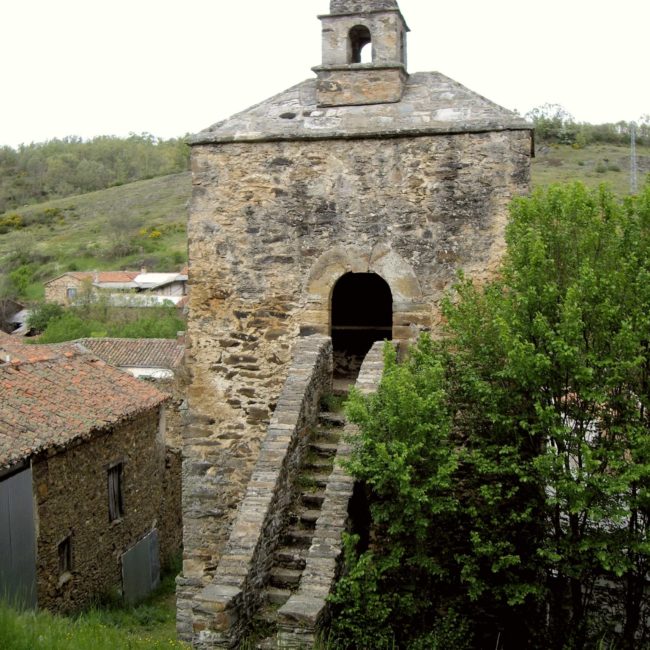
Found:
<box><xmin>178</xmin><ymin>0</ymin><xmax>532</xmax><ymax>642</ymax></box>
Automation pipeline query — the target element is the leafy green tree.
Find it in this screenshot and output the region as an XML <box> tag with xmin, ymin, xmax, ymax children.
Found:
<box><xmin>332</xmin><ymin>182</ymin><xmax>650</xmax><ymax>649</ymax></box>
<box><xmin>525</xmin><ymin>103</ymin><xmax>577</xmax><ymax>144</ymax></box>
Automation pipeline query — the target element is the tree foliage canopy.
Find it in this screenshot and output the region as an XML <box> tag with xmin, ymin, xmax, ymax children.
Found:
<box><xmin>525</xmin><ymin>104</ymin><xmax>650</xmax><ymax>147</ymax></box>
<box><xmin>331</xmin><ymin>182</ymin><xmax>650</xmax><ymax>650</ymax></box>
<box><xmin>0</xmin><ymin>133</ymin><xmax>189</xmax><ymax>214</ymax></box>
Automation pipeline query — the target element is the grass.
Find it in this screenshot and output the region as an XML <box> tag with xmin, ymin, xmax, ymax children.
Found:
<box><xmin>0</xmin><ymin>563</ymin><xmax>188</xmax><ymax>650</ymax></box>
<box><xmin>531</xmin><ymin>142</ymin><xmax>650</xmax><ymax>195</ymax></box>
<box><xmin>320</xmin><ymin>393</ymin><xmax>347</xmax><ymax>414</ymax></box>
<box><xmin>0</xmin><ymin>172</ymin><xmax>191</xmax><ymax>300</ymax></box>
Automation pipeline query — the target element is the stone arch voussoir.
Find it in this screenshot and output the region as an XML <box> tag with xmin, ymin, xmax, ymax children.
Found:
<box><xmin>304</xmin><ymin>243</ymin><xmax>430</xmax><ymax>341</ymax></box>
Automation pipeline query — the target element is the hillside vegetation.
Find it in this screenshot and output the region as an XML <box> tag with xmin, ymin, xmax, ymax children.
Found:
<box><xmin>0</xmin><ymin>172</ymin><xmax>190</xmax><ymax>300</ymax></box>
<box><xmin>533</xmin><ymin>142</ymin><xmax>650</xmax><ymax>196</ymax></box>
<box><xmin>0</xmin><ymin>134</ymin><xmax>189</xmax><ymax>214</ymax></box>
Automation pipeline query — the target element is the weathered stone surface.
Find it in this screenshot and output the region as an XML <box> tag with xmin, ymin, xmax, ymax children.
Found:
<box><xmin>33</xmin><ymin>410</ymin><xmax>170</xmax><ymax>613</ymax></box>
<box><xmin>330</xmin><ymin>0</ymin><xmax>399</xmax><ymax>14</ymax></box>
<box><xmin>190</xmin><ymin>73</ymin><xmax>530</xmax><ymax>145</ymax></box>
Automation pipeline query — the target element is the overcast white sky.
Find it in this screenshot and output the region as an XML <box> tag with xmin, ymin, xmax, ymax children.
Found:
<box><xmin>1</xmin><ymin>0</ymin><xmax>648</xmax><ymax>148</ymax></box>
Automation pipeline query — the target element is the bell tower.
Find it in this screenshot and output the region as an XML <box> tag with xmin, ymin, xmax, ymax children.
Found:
<box><xmin>313</xmin><ymin>0</ymin><xmax>409</xmax><ymax>107</ymax></box>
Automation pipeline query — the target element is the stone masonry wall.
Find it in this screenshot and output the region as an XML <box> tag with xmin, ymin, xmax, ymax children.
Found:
<box><xmin>44</xmin><ymin>276</ymin><xmax>84</xmax><ymax>306</ymax></box>
<box><xmin>190</xmin><ymin>336</ymin><xmax>332</xmax><ymax>648</ymax></box>
<box><xmin>32</xmin><ymin>410</ymin><xmax>165</xmax><ymax>613</ymax></box>
<box><xmin>161</xmin><ymin>447</ymin><xmax>183</xmax><ymax>568</ymax></box>
<box><xmin>180</xmin><ymin>130</ymin><xmax>532</xmax><ymax>634</ymax></box>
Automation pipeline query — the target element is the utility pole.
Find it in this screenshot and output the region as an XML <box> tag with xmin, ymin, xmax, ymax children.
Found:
<box><xmin>631</xmin><ymin>122</ymin><xmax>638</xmax><ymax>195</ymax></box>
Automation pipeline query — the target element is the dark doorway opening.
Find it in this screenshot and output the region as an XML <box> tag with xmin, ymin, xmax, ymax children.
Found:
<box><xmin>331</xmin><ymin>272</ymin><xmax>392</xmax><ymax>378</ymax></box>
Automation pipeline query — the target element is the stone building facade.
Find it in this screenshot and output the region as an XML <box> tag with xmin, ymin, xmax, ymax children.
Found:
<box><xmin>0</xmin><ymin>340</ymin><xmax>179</xmax><ymax>612</ymax></box>
<box><xmin>178</xmin><ymin>0</ymin><xmax>532</xmax><ymax>639</ymax></box>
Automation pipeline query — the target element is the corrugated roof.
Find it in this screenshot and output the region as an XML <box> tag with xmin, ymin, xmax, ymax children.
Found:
<box><xmin>0</xmin><ymin>342</ymin><xmax>168</xmax><ymax>470</ymax></box>
<box><xmin>76</xmin><ymin>338</ymin><xmax>185</xmax><ymax>370</ymax></box>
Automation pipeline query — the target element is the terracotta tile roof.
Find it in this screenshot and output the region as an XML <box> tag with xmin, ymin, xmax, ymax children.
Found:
<box><xmin>76</xmin><ymin>338</ymin><xmax>185</xmax><ymax>370</ymax></box>
<box><xmin>0</xmin><ymin>342</ymin><xmax>168</xmax><ymax>470</ymax></box>
<box><xmin>0</xmin><ymin>338</ymin><xmax>80</xmax><ymax>364</ymax></box>
<box><xmin>45</xmin><ymin>271</ymin><xmax>139</xmax><ymax>285</ymax></box>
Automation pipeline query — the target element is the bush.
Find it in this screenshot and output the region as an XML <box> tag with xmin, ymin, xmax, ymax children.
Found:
<box><xmin>27</xmin><ymin>302</ymin><xmax>65</xmax><ymax>333</ymax></box>
<box><xmin>36</xmin><ymin>312</ymin><xmax>99</xmax><ymax>343</ymax></box>
<box><xmin>34</xmin><ymin>304</ymin><xmax>185</xmax><ymax>343</ymax></box>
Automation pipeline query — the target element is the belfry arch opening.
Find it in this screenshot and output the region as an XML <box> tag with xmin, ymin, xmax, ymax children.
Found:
<box><xmin>331</xmin><ymin>272</ymin><xmax>392</xmax><ymax>378</ymax></box>
<box><xmin>349</xmin><ymin>25</ymin><xmax>372</xmax><ymax>63</ymax></box>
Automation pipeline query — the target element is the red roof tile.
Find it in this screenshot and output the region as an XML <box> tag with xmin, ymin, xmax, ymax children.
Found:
<box><xmin>76</xmin><ymin>338</ymin><xmax>185</xmax><ymax>370</ymax></box>
<box><xmin>0</xmin><ymin>342</ymin><xmax>168</xmax><ymax>470</ymax></box>
<box><xmin>46</xmin><ymin>271</ymin><xmax>139</xmax><ymax>285</ymax></box>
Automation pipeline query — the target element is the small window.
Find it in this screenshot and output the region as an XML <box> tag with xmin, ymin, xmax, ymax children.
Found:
<box><xmin>349</xmin><ymin>25</ymin><xmax>372</xmax><ymax>64</ymax></box>
<box><xmin>66</xmin><ymin>287</ymin><xmax>77</xmax><ymax>300</ymax></box>
<box><xmin>108</xmin><ymin>463</ymin><xmax>124</xmax><ymax>522</ymax></box>
<box><xmin>58</xmin><ymin>536</ymin><xmax>72</xmax><ymax>575</ymax></box>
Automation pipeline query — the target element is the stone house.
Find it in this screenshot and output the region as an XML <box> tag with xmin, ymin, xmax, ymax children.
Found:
<box><xmin>0</xmin><ymin>339</ymin><xmax>180</xmax><ymax>612</ymax></box>
<box><xmin>178</xmin><ymin>0</ymin><xmax>533</xmax><ymax>641</ymax></box>
<box><xmin>44</xmin><ymin>271</ymin><xmax>139</xmax><ymax>305</ymax></box>
<box><xmin>44</xmin><ymin>270</ymin><xmax>188</xmax><ymax>307</ymax></box>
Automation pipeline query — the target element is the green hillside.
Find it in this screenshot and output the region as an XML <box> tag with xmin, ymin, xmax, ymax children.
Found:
<box><xmin>0</xmin><ymin>172</ymin><xmax>191</xmax><ymax>300</ymax></box>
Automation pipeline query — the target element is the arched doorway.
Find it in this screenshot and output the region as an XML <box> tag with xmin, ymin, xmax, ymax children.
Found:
<box><xmin>331</xmin><ymin>272</ymin><xmax>392</xmax><ymax>378</ymax></box>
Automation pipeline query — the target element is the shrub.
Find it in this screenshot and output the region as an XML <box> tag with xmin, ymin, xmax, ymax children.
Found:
<box><xmin>27</xmin><ymin>302</ymin><xmax>65</xmax><ymax>333</ymax></box>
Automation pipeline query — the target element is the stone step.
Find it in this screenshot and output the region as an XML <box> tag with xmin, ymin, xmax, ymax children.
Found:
<box><xmin>269</xmin><ymin>567</ymin><xmax>303</xmax><ymax>589</ymax></box>
<box><xmin>309</xmin><ymin>441</ymin><xmax>339</xmax><ymax>458</ymax></box>
<box><xmin>282</xmin><ymin>526</ymin><xmax>314</xmax><ymax>548</ymax></box>
<box><xmin>299</xmin><ymin>509</ymin><xmax>322</xmax><ymax>526</ymax></box>
<box><xmin>274</xmin><ymin>546</ymin><xmax>307</xmax><ymax>571</ymax></box>
<box><xmin>301</xmin><ymin>490</ymin><xmax>326</xmax><ymax>508</ymax></box>
<box><xmin>300</xmin><ymin>472</ymin><xmax>330</xmax><ymax>489</ymax></box>
<box><xmin>289</xmin><ymin>508</ymin><xmax>321</xmax><ymax>529</ymax></box>
<box><xmin>265</xmin><ymin>586</ymin><xmax>292</xmax><ymax>606</ymax></box>
<box><xmin>313</xmin><ymin>426</ymin><xmax>341</xmax><ymax>440</ymax></box>
<box><xmin>304</xmin><ymin>455</ymin><xmax>334</xmax><ymax>471</ymax></box>
<box><xmin>318</xmin><ymin>412</ymin><xmax>346</xmax><ymax>428</ymax></box>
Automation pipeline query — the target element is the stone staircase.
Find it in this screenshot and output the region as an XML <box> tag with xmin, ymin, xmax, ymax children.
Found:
<box><xmin>253</xmin><ymin>410</ymin><xmax>346</xmax><ymax>648</ymax></box>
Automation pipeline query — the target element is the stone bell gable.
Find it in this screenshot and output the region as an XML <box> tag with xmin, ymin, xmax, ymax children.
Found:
<box><xmin>314</xmin><ymin>0</ymin><xmax>409</xmax><ymax>106</ymax></box>
<box><xmin>178</xmin><ymin>0</ymin><xmax>533</xmax><ymax>643</ymax></box>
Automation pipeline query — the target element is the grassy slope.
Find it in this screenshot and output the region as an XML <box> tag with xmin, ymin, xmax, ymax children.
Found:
<box><xmin>0</xmin><ymin>172</ymin><xmax>191</xmax><ymax>300</ymax></box>
<box><xmin>532</xmin><ymin>142</ymin><xmax>650</xmax><ymax>195</ymax></box>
